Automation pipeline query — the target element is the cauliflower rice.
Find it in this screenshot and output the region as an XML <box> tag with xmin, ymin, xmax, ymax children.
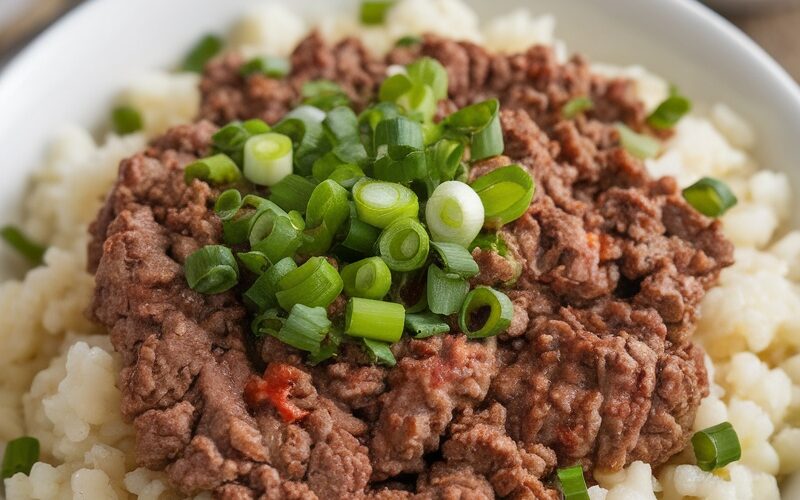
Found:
<box><xmin>1</xmin><ymin>1</ymin><xmax>799</xmax><ymax>498</ymax></box>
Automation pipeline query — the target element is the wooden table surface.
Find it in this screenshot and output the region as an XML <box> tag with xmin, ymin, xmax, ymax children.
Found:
<box><xmin>731</xmin><ymin>5</ymin><xmax>800</xmax><ymax>81</ymax></box>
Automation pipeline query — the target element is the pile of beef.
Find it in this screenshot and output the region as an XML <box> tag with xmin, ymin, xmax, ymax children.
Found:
<box><xmin>89</xmin><ymin>33</ymin><xmax>734</xmax><ymax>499</ymax></box>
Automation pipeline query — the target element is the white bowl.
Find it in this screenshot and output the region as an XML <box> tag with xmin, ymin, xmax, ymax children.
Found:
<box><xmin>0</xmin><ymin>0</ymin><xmax>798</xmax><ymax>280</ymax></box>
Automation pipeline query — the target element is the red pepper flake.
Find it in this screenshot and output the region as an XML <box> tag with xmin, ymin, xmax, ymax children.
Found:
<box><xmin>244</xmin><ymin>363</ymin><xmax>309</xmax><ymax>424</ymax></box>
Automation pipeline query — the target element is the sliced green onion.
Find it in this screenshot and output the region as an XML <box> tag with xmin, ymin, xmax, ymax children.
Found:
<box><xmin>247</xmin><ymin>200</ymin><xmax>288</xmax><ymax>245</ymax></box>
<box><xmin>692</xmin><ymin>422</ymin><xmax>741</xmax><ymax>471</ymax></box>
<box><xmin>425</xmin><ymin>181</ymin><xmax>485</xmax><ymax>247</ymax></box>
<box><xmin>111</xmin><ymin>105</ymin><xmax>143</xmax><ymax>135</ymax></box>
<box><xmin>471</xmin><ymin>111</ymin><xmax>504</xmax><ymax>161</ymax></box>
<box><xmin>251</xmin><ymin>308</ymin><xmax>285</xmax><ymax>337</ymax></box>
<box><xmin>470</xmin><ymin>165</ymin><xmax>535</xmax><ymax>228</ymax></box>
<box><xmin>375</xmin><ymin>116</ymin><xmax>425</xmax><ymax>151</ymax></box>
<box><xmin>308</xmin><ymin>327</ymin><xmax>342</xmax><ymax>365</ymax></box>
<box><xmin>328</xmin><ymin>164</ymin><xmax>365</xmax><ymax>189</ymax></box>
<box><xmin>185</xmin><ymin>245</ymin><xmax>239</xmax><ymax>294</ymax></box>
<box><xmin>379</xmin><ymin>74</ymin><xmax>413</xmax><ymax>103</ymax></box>
<box><xmin>269</xmin><ymin>174</ymin><xmax>316</xmax><ymax>213</ymax></box>
<box><xmin>302</xmin><ymin>80</ymin><xmax>350</xmax><ymax>111</ymax></box>
<box><xmin>358</xmin><ymin>102</ymin><xmax>401</xmax><ymax>155</ymax></box>
<box><xmin>427</xmin><ymin>264</ymin><xmax>469</xmax><ymax>315</ymax></box>
<box><xmin>243</xmin><ymin>133</ymin><xmax>294</xmax><ymax>186</ymax></box>
<box><xmin>470</xmin><ymin>232</ymin><xmax>509</xmax><ymax>257</ymax></box>
<box><xmin>352</xmin><ymin>178</ymin><xmax>419</xmax><ymax>228</ymax></box>
<box><xmin>407</xmin><ymin>57</ymin><xmax>449</xmax><ymax>102</ymax></box>
<box><xmin>404</xmin><ymin>312</ymin><xmax>450</xmax><ymax>339</ymax></box>
<box><xmin>344</xmin><ymin>297</ymin><xmax>404</xmax><ymax>342</ymax></box>
<box><xmin>557</xmin><ymin>465</ymin><xmax>590</xmax><ymax>500</ymax></box>
<box><xmin>340</xmin><ymin>216</ymin><xmax>381</xmax><ymax>256</ymax></box>
<box><xmin>469</xmin><ymin>233</ymin><xmax>508</xmax><ymax>257</ymax></box>
<box><xmin>222</xmin><ymin>213</ymin><xmax>253</xmax><ymax>245</ymax></box>
<box><xmin>373</xmin><ymin>117</ymin><xmax>426</xmax><ymax>181</ymax></box>
<box><xmin>184</xmin><ymin>154</ymin><xmax>241</xmax><ymax>185</ymax></box>
<box><xmin>212</xmin><ymin>122</ymin><xmax>256</xmax><ymax>166</ymax></box>
<box><xmin>1</xmin><ymin>226</ymin><xmax>46</xmax><ymax>265</ymax></box>
<box><xmin>272</xmin><ymin>304</ymin><xmax>330</xmax><ymax>354</ymax></box>
<box><xmin>341</xmin><ymin>257</ymin><xmax>392</xmax><ymax>300</ymax></box>
<box><xmin>274</xmin><ymin>107</ymin><xmax>328</xmax><ymax>176</ymax></box>
<box><xmin>244</xmin><ymin>257</ymin><xmax>296</xmax><ymax>312</ymax></box>
<box><xmin>458</xmin><ymin>286</ymin><xmax>513</xmax><ymax>338</ymax></box>
<box><xmin>424</xmin><ymin>139</ymin><xmax>465</xmax><ymax>194</ymax></box>
<box><xmin>682</xmin><ymin>177</ymin><xmax>738</xmax><ymax>218</ymax></box>
<box><xmin>648</xmin><ymin>91</ymin><xmax>691</xmax><ymax>130</ymax></box>
<box><xmin>360</xmin><ymin>0</ymin><xmax>394</xmax><ymax>25</ymax></box>
<box><xmin>302</xmin><ymin>180</ymin><xmax>351</xmax><ymax>254</ymax></box>
<box><xmin>215</xmin><ymin>189</ymin><xmax>243</xmax><ymax>221</ymax></box>
<box><xmin>2</xmin><ymin>436</ymin><xmax>39</xmax><ymax>479</ymax></box>
<box><xmin>275</xmin><ymin>257</ymin><xmax>343</xmax><ymax>311</ymax></box>
<box><xmin>181</xmin><ymin>34</ymin><xmax>223</xmax><ymax>73</ymax></box>
<box><xmin>562</xmin><ymin>97</ymin><xmax>594</xmax><ymax>119</ymax></box>
<box><xmin>395</xmin><ymin>35</ymin><xmax>422</xmax><ymax>48</ymax></box>
<box><xmin>237</xmin><ymin>251</ymin><xmax>270</xmax><ymax>275</ymax></box>
<box><xmin>444</xmin><ymin>99</ymin><xmax>499</xmax><ymax>135</ymax></box>
<box><xmin>251</xmin><ymin>216</ymin><xmax>303</xmax><ymax>264</ymax></box>
<box><xmin>615</xmin><ymin>123</ymin><xmax>661</xmax><ymax>160</ymax></box>
<box><xmin>240</xmin><ymin>56</ymin><xmax>291</xmax><ymax>78</ymax></box>
<box><xmin>361</xmin><ymin>338</ymin><xmax>396</xmax><ymax>367</ymax></box>
<box><xmin>379</xmin><ymin>218</ymin><xmax>430</xmax><ymax>272</ymax></box>
<box><xmin>243</xmin><ymin>119</ymin><xmax>271</xmax><ymax>135</ymax></box>
<box><xmin>397</xmin><ymin>83</ymin><xmax>437</xmax><ymax>122</ymax></box>
<box><xmin>430</xmin><ymin>241</ymin><xmax>479</xmax><ymax>278</ymax></box>
<box><xmin>324</xmin><ymin>107</ymin><xmax>369</xmax><ymax>166</ymax></box>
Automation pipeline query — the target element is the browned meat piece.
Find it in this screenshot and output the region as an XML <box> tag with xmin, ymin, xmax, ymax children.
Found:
<box><xmin>370</xmin><ymin>336</ymin><xmax>497</xmax><ymax>479</ymax></box>
<box><xmin>199</xmin><ymin>32</ymin><xmax>386</xmax><ymax>125</ymax></box>
<box><xmin>91</xmin><ymin>33</ymin><xmax>733</xmax><ymax>499</ymax></box>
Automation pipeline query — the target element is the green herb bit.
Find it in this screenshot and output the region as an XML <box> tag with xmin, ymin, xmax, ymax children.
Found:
<box><xmin>0</xmin><ymin>226</ymin><xmax>46</xmax><ymax>266</ymax></box>
<box><xmin>182</xmin><ymin>34</ymin><xmax>223</xmax><ymax>73</ymax></box>
<box><xmin>111</xmin><ymin>105</ymin><xmax>143</xmax><ymax>135</ymax></box>
<box><xmin>682</xmin><ymin>177</ymin><xmax>738</xmax><ymax>218</ymax></box>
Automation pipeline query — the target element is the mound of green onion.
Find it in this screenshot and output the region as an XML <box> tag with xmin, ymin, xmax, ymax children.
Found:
<box><xmin>692</xmin><ymin>422</ymin><xmax>741</xmax><ymax>471</ymax></box>
<box><xmin>180</xmin><ymin>52</ymin><xmax>555</xmax><ymax>365</ymax></box>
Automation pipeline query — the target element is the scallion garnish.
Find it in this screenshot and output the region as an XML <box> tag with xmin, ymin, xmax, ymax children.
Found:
<box><xmin>275</xmin><ymin>257</ymin><xmax>343</xmax><ymax>311</ymax></box>
<box><xmin>185</xmin><ymin>245</ymin><xmax>239</xmax><ymax>294</ymax></box>
<box><xmin>556</xmin><ymin>465</ymin><xmax>590</xmax><ymax>500</ymax></box>
<box><xmin>692</xmin><ymin>422</ymin><xmax>741</xmax><ymax>471</ymax></box>
<box><xmin>458</xmin><ymin>286</ymin><xmax>513</xmax><ymax>338</ymax></box>
<box><xmin>340</xmin><ymin>213</ymin><xmax>381</xmax><ymax>256</ymax></box>
<box><xmin>272</xmin><ymin>304</ymin><xmax>331</xmax><ymax>354</ymax></box>
<box><xmin>251</xmin><ymin>215</ymin><xmax>304</xmax><ymax>264</ymax></box>
<box><xmin>470</xmin><ymin>164</ymin><xmax>535</xmax><ymax>228</ymax></box>
<box><xmin>424</xmin><ymin>139</ymin><xmax>465</xmax><ymax>195</ymax></box>
<box><xmin>425</xmin><ymin>181</ymin><xmax>485</xmax><ymax>247</ymax></box>
<box><xmin>302</xmin><ymin>80</ymin><xmax>350</xmax><ymax>111</ymax></box>
<box><xmin>427</xmin><ymin>264</ymin><xmax>469</xmax><ymax>315</ymax></box>
<box><xmin>327</xmin><ymin>164</ymin><xmax>366</xmax><ymax>189</ymax></box>
<box><xmin>251</xmin><ymin>308</ymin><xmax>285</xmax><ymax>338</ymax></box>
<box><xmin>361</xmin><ymin>338</ymin><xmax>396</xmax><ymax>366</ymax></box>
<box><xmin>184</xmin><ymin>154</ymin><xmax>242</xmax><ymax>186</ymax></box>
<box><xmin>111</xmin><ymin>105</ymin><xmax>143</xmax><ymax>135</ymax></box>
<box><xmin>469</xmin><ymin>231</ymin><xmax>509</xmax><ymax>256</ymax></box>
<box><xmin>243</xmin><ymin>133</ymin><xmax>294</xmax><ymax>186</ymax></box>
<box><xmin>237</xmin><ymin>251</ymin><xmax>269</xmax><ymax>275</ymax></box>
<box><xmin>404</xmin><ymin>312</ymin><xmax>450</xmax><ymax>338</ymax></box>
<box><xmin>302</xmin><ymin>179</ymin><xmax>351</xmax><ymax>255</ymax></box>
<box><xmin>444</xmin><ymin>99</ymin><xmax>499</xmax><ymax>135</ymax></box>
<box><xmin>379</xmin><ymin>218</ymin><xmax>430</xmax><ymax>272</ymax></box>
<box><xmin>395</xmin><ymin>35</ymin><xmax>422</xmax><ymax>48</ymax></box>
<box><xmin>341</xmin><ymin>257</ymin><xmax>392</xmax><ymax>300</ymax></box>
<box><xmin>562</xmin><ymin>96</ymin><xmax>594</xmax><ymax>119</ymax></box>
<box><xmin>407</xmin><ymin>57</ymin><xmax>448</xmax><ymax>102</ymax></box>
<box><xmin>1</xmin><ymin>226</ymin><xmax>46</xmax><ymax>266</ymax></box>
<box><xmin>274</xmin><ymin>107</ymin><xmax>328</xmax><ymax>176</ymax></box>
<box><xmin>344</xmin><ymin>297</ymin><xmax>405</xmax><ymax>342</ymax></box>
<box><xmin>214</xmin><ymin>189</ymin><xmax>244</xmax><ymax>221</ymax></box>
<box><xmin>430</xmin><ymin>241</ymin><xmax>479</xmax><ymax>278</ymax></box>
<box><xmin>360</xmin><ymin>0</ymin><xmax>395</xmax><ymax>25</ymax></box>
<box><xmin>615</xmin><ymin>123</ymin><xmax>661</xmax><ymax>159</ymax></box>
<box><xmin>682</xmin><ymin>177</ymin><xmax>738</xmax><ymax>218</ymax></box>
<box><xmin>244</xmin><ymin>257</ymin><xmax>297</xmax><ymax>312</ymax></box>
<box><xmin>352</xmin><ymin>178</ymin><xmax>419</xmax><ymax>228</ymax></box>
<box><xmin>2</xmin><ymin>436</ymin><xmax>39</xmax><ymax>479</ymax></box>
<box><xmin>471</xmin><ymin>111</ymin><xmax>504</xmax><ymax>161</ymax></box>
<box><xmin>268</xmin><ymin>174</ymin><xmax>317</xmax><ymax>213</ymax></box>
<box><xmin>647</xmin><ymin>88</ymin><xmax>691</xmax><ymax>130</ymax></box>
<box><xmin>181</xmin><ymin>34</ymin><xmax>223</xmax><ymax>73</ymax></box>
<box><xmin>240</xmin><ymin>56</ymin><xmax>291</xmax><ymax>79</ymax></box>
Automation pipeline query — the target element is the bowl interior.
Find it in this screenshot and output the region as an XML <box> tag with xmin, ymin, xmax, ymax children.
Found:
<box><xmin>0</xmin><ymin>0</ymin><xmax>798</xmax><ymax>279</ymax></box>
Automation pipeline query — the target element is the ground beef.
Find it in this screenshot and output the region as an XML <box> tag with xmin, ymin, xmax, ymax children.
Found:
<box><xmin>89</xmin><ymin>34</ymin><xmax>733</xmax><ymax>499</ymax></box>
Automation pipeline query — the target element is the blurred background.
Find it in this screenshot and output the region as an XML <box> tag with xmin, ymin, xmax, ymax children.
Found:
<box><xmin>0</xmin><ymin>0</ymin><xmax>799</xmax><ymax>80</ymax></box>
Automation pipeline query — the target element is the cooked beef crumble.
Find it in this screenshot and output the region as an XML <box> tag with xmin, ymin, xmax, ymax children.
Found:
<box><xmin>89</xmin><ymin>33</ymin><xmax>734</xmax><ymax>499</ymax></box>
